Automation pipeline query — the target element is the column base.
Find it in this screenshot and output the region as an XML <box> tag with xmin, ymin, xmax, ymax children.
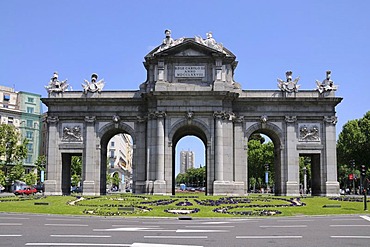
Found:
<box><xmin>44</xmin><ymin>180</ymin><xmax>62</xmax><ymax>195</ymax></box>
<box><xmin>83</xmin><ymin>180</ymin><xmax>99</xmax><ymax>196</ymax></box>
<box><xmin>325</xmin><ymin>181</ymin><xmax>340</xmax><ymax>196</ymax></box>
<box><xmin>153</xmin><ymin>180</ymin><xmax>166</xmax><ymax>195</ymax></box>
<box><xmin>213</xmin><ymin>181</ymin><xmax>245</xmax><ymax>196</ymax></box>
<box><xmin>284</xmin><ymin>181</ymin><xmax>300</xmax><ymax>196</ymax></box>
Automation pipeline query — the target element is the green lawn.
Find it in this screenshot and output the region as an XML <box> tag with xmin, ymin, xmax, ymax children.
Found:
<box><xmin>0</xmin><ymin>193</ymin><xmax>367</xmax><ymax>217</ymax></box>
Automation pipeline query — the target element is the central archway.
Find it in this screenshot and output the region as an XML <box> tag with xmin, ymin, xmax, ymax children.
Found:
<box><xmin>170</xmin><ymin>121</ymin><xmax>210</xmax><ymax>195</ymax></box>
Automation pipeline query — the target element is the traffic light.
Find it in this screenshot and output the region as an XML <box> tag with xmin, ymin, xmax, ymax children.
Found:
<box><xmin>350</xmin><ymin>160</ymin><xmax>356</xmax><ymax>168</ymax></box>
<box><xmin>361</xmin><ymin>165</ymin><xmax>366</xmax><ymax>176</ymax></box>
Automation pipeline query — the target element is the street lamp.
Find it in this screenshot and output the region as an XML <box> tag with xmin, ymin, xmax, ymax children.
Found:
<box><xmin>265</xmin><ymin>164</ymin><xmax>269</xmax><ymax>193</ymax></box>
<box><xmin>350</xmin><ymin>160</ymin><xmax>356</xmax><ymax>194</ymax></box>
<box><xmin>303</xmin><ymin>166</ymin><xmax>307</xmax><ymax>196</ymax></box>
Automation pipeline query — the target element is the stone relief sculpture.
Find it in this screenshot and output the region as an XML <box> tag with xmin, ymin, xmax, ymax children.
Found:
<box><xmin>82</xmin><ymin>73</ymin><xmax>105</xmax><ymax>94</ymax></box>
<box><xmin>315</xmin><ymin>70</ymin><xmax>338</xmax><ymax>94</ymax></box>
<box><xmin>277</xmin><ymin>71</ymin><xmax>300</xmax><ymax>93</ymax></box>
<box><xmin>62</xmin><ymin>125</ymin><xmax>82</xmax><ymax>142</ymax></box>
<box><xmin>155</xmin><ymin>29</ymin><xmax>185</xmax><ymax>53</ymax></box>
<box><xmin>195</xmin><ymin>32</ymin><xmax>225</xmax><ymax>53</ymax></box>
<box><xmin>45</xmin><ymin>72</ymin><xmax>69</xmax><ymax>94</ymax></box>
<box><xmin>299</xmin><ymin>124</ymin><xmax>320</xmax><ymax>141</ymax></box>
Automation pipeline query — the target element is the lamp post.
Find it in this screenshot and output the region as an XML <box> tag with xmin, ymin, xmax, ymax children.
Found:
<box><xmin>350</xmin><ymin>160</ymin><xmax>356</xmax><ymax>194</ymax></box>
<box><xmin>303</xmin><ymin>166</ymin><xmax>307</xmax><ymax>196</ymax></box>
<box><xmin>265</xmin><ymin>164</ymin><xmax>269</xmax><ymax>193</ymax></box>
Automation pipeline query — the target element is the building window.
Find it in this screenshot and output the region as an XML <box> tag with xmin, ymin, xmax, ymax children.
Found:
<box><xmin>3</xmin><ymin>94</ymin><xmax>10</xmax><ymax>101</ymax></box>
<box><xmin>110</xmin><ymin>160</ymin><xmax>115</xmax><ymax>168</ymax></box>
<box><xmin>27</xmin><ymin>120</ymin><xmax>33</xmax><ymax>127</ymax></box>
<box><xmin>27</xmin><ymin>97</ymin><xmax>34</xmax><ymax>103</ymax></box>
<box><xmin>111</xmin><ymin>141</ymin><xmax>115</xmax><ymax>147</ymax></box>
<box><xmin>27</xmin><ymin>143</ymin><xmax>33</xmax><ymax>152</ymax></box>
<box><xmin>26</xmin><ymin>131</ymin><xmax>33</xmax><ymax>140</ymax></box>
<box><xmin>110</xmin><ymin>150</ymin><xmax>115</xmax><ymax>158</ymax></box>
<box><xmin>3</xmin><ymin>104</ymin><xmax>8</xmax><ymax>108</ymax></box>
<box><xmin>27</xmin><ymin>107</ymin><xmax>34</xmax><ymax>113</ymax></box>
<box><xmin>26</xmin><ymin>155</ymin><xmax>32</xmax><ymax>163</ymax></box>
<box><xmin>8</xmin><ymin>117</ymin><xmax>14</xmax><ymax>125</ymax></box>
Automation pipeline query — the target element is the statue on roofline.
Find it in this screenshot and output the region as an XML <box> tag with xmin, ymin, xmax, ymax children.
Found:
<box><xmin>155</xmin><ymin>29</ymin><xmax>184</xmax><ymax>53</ymax></box>
<box><xmin>82</xmin><ymin>73</ymin><xmax>105</xmax><ymax>94</ymax></box>
<box><xmin>277</xmin><ymin>71</ymin><xmax>300</xmax><ymax>93</ymax></box>
<box><xmin>315</xmin><ymin>70</ymin><xmax>338</xmax><ymax>94</ymax></box>
<box><xmin>195</xmin><ymin>31</ymin><xmax>224</xmax><ymax>52</ymax></box>
<box><xmin>45</xmin><ymin>71</ymin><xmax>69</xmax><ymax>94</ymax></box>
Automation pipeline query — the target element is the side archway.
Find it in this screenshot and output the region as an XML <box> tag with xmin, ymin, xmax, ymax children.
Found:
<box><xmin>245</xmin><ymin>122</ymin><xmax>285</xmax><ymax>195</ymax></box>
<box><xmin>97</xmin><ymin>122</ymin><xmax>136</xmax><ymax>194</ymax></box>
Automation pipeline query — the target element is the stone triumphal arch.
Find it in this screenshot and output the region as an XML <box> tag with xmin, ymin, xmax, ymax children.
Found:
<box><xmin>42</xmin><ymin>31</ymin><xmax>342</xmax><ymax>196</ymax></box>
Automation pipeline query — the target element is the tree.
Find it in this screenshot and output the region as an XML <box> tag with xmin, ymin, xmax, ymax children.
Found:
<box><xmin>337</xmin><ymin>111</ymin><xmax>370</xmax><ymax>174</ymax></box>
<box><xmin>24</xmin><ymin>172</ymin><xmax>37</xmax><ymax>186</ymax></box>
<box><xmin>8</xmin><ymin>162</ymin><xmax>25</xmax><ymax>185</ymax></box>
<box><xmin>0</xmin><ymin>170</ymin><xmax>6</xmax><ymax>188</ymax></box>
<box><xmin>247</xmin><ymin>138</ymin><xmax>274</xmax><ymax>190</ymax></box>
<box><xmin>0</xmin><ymin>124</ymin><xmax>28</xmax><ymax>166</ymax></box>
<box><xmin>34</xmin><ymin>155</ymin><xmax>46</xmax><ymax>183</ymax></box>
<box><xmin>71</xmin><ymin>156</ymin><xmax>82</xmax><ymax>176</ymax></box>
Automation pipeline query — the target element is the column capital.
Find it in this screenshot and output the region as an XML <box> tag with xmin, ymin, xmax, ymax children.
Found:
<box><xmin>85</xmin><ymin>116</ymin><xmax>96</xmax><ymax>123</ymax></box>
<box><xmin>47</xmin><ymin>116</ymin><xmax>59</xmax><ymax>124</ymax></box>
<box><xmin>324</xmin><ymin>116</ymin><xmax>338</xmax><ymax>125</ymax></box>
<box><xmin>214</xmin><ymin>111</ymin><xmax>225</xmax><ymax>119</ymax></box>
<box><xmin>285</xmin><ymin>115</ymin><xmax>297</xmax><ymax>123</ymax></box>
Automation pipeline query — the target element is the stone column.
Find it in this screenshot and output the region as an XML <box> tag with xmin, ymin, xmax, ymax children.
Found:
<box><xmin>153</xmin><ymin>111</ymin><xmax>166</xmax><ymax>193</ymax></box>
<box><xmin>214</xmin><ymin>111</ymin><xmax>224</xmax><ymax>181</ymax></box>
<box><xmin>83</xmin><ymin>116</ymin><xmax>98</xmax><ymax>196</ymax></box>
<box><xmin>44</xmin><ymin>116</ymin><xmax>62</xmax><ymax>195</ymax></box>
<box><xmin>285</xmin><ymin>116</ymin><xmax>300</xmax><ymax>196</ymax></box>
<box><xmin>133</xmin><ymin>116</ymin><xmax>147</xmax><ymax>193</ymax></box>
<box><xmin>233</xmin><ymin>116</ymin><xmax>246</xmax><ymax>194</ymax></box>
<box><xmin>324</xmin><ymin>116</ymin><xmax>340</xmax><ymax>196</ymax></box>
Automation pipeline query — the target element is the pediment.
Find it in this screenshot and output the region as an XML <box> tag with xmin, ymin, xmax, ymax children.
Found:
<box><xmin>145</xmin><ymin>38</ymin><xmax>235</xmax><ymax>60</ymax></box>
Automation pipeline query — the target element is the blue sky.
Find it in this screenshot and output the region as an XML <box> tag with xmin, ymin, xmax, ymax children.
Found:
<box><xmin>1</xmin><ymin>1</ymin><xmax>369</xmax><ymax>173</ymax></box>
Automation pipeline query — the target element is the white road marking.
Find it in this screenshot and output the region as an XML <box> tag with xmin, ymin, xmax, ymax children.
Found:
<box><xmin>51</xmin><ymin>235</ymin><xmax>111</xmax><ymax>238</ymax></box>
<box><xmin>94</xmin><ymin>227</ymin><xmax>173</xmax><ymax>232</ymax></box>
<box><xmin>176</xmin><ymin>229</ymin><xmax>228</xmax><ymax>233</ymax></box>
<box><xmin>0</xmin><ymin>235</ymin><xmax>22</xmax><ymax>237</ymax></box>
<box><xmin>200</xmin><ymin>221</ymin><xmax>230</xmax><ymax>225</ymax></box>
<box><xmin>360</xmin><ymin>215</ymin><xmax>370</xmax><ymax>221</ymax></box>
<box><xmin>0</xmin><ymin>223</ymin><xmax>22</xmax><ymax>226</ymax></box>
<box><xmin>46</xmin><ymin>218</ymin><xmax>81</xmax><ymax>221</ymax></box>
<box><xmin>236</xmin><ymin>236</ymin><xmax>302</xmax><ymax>239</ymax></box>
<box><xmin>44</xmin><ymin>223</ymin><xmax>89</xmax><ymax>227</ymax></box>
<box><xmin>26</xmin><ymin>244</ymin><xmax>130</xmax><ymax>246</ymax></box>
<box><xmin>277</xmin><ymin>219</ymin><xmax>313</xmax><ymax>222</ymax></box>
<box><xmin>330</xmin><ymin>225</ymin><xmax>370</xmax><ymax>227</ymax></box>
<box><xmin>132</xmin><ymin>243</ymin><xmax>203</xmax><ymax>247</ymax></box>
<box><xmin>259</xmin><ymin>225</ymin><xmax>307</xmax><ymax>228</ymax></box>
<box><xmin>144</xmin><ymin>236</ymin><xmax>207</xmax><ymax>239</ymax></box>
<box><xmin>0</xmin><ymin>217</ymin><xmax>29</xmax><ymax>220</ymax></box>
<box><xmin>184</xmin><ymin>225</ymin><xmax>234</xmax><ymax>228</ymax></box>
<box><xmin>331</xmin><ymin>236</ymin><xmax>370</xmax><ymax>239</ymax></box>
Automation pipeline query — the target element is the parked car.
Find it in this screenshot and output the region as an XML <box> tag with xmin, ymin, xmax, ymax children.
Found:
<box><xmin>14</xmin><ymin>187</ymin><xmax>37</xmax><ymax>195</ymax></box>
<box><xmin>70</xmin><ymin>186</ymin><xmax>82</xmax><ymax>193</ymax></box>
<box><xmin>34</xmin><ymin>184</ymin><xmax>44</xmax><ymax>193</ymax></box>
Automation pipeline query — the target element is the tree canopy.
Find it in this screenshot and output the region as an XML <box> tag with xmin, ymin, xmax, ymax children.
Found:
<box><xmin>0</xmin><ymin>124</ymin><xmax>28</xmax><ymax>166</ymax></box>
<box><xmin>337</xmin><ymin>111</ymin><xmax>370</xmax><ymax>169</ymax></box>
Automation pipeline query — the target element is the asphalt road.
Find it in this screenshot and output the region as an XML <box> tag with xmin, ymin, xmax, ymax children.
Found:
<box><xmin>0</xmin><ymin>213</ymin><xmax>369</xmax><ymax>247</ymax></box>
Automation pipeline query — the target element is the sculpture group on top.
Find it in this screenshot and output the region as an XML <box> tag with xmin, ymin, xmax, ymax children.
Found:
<box><xmin>82</xmin><ymin>73</ymin><xmax>105</xmax><ymax>94</ymax></box>
<box><xmin>45</xmin><ymin>72</ymin><xmax>69</xmax><ymax>94</ymax></box>
<box><xmin>315</xmin><ymin>70</ymin><xmax>338</xmax><ymax>94</ymax></box>
<box><xmin>195</xmin><ymin>32</ymin><xmax>225</xmax><ymax>53</ymax></box>
<box><xmin>277</xmin><ymin>71</ymin><xmax>300</xmax><ymax>93</ymax></box>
